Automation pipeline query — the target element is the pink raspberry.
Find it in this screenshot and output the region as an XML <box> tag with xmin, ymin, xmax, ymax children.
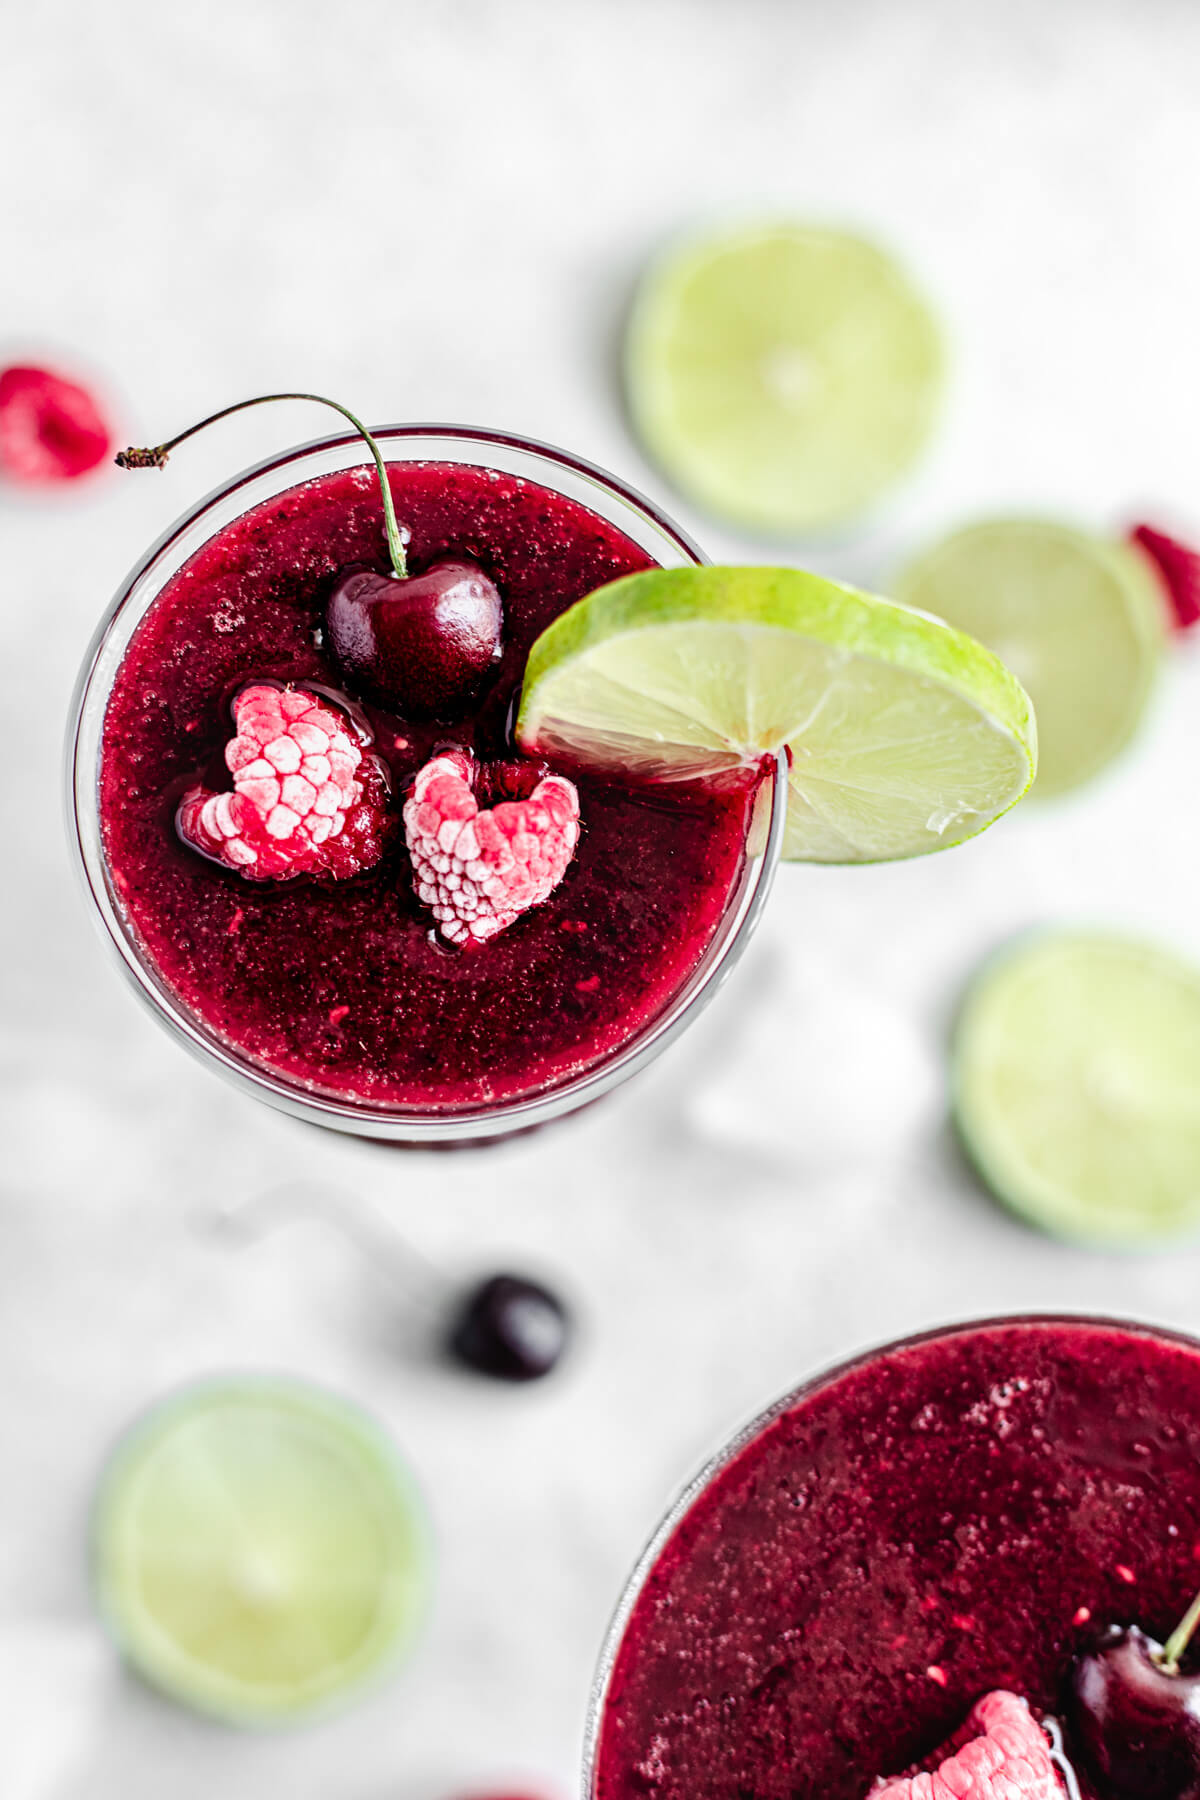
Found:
<box><xmin>178</xmin><ymin>685</ymin><xmax>391</xmax><ymax>880</ymax></box>
<box><xmin>870</xmin><ymin>1692</ymin><xmax>1065</xmax><ymax>1799</ymax></box>
<box><xmin>0</xmin><ymin>364</ymin><xmax>112</xmax><ymax>484</ymax></box>
<box><xmin>403</xmin><ymin>748</ymin><xmax>580</xmax><ymax>945</ymax></box>
<box><xmin>1130</xmin><ymin>523</ymin><xmax>1200</xmax><ymax>630</ymax></box>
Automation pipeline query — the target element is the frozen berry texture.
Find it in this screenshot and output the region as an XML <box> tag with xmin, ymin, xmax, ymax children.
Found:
<box><xmin>871</xmin><ymin>1691</ymin><xmax>1063</xmax><ymax>1799</ymax></box>
<box><xmin>178</xmin><ymin>684</ymin><xmax>391</xmax><ymax>880</ymax></box>
<box><xmin>99</xmin><ymin>461</ymin><xmax>753</xmax><ymax>1109</ymax></box>
<box><xmin>0</xmin><ymin>363</ymin><xmax>112</xmax><ymax>483</ymax></box>
<box><xmin>595</xmin><ymin>1319</ymin><xmax>1200</xmax><ymax>1800</ymax></box>
<box><xmin>404</xmin><ymin>748</ymin><xmax>579</xmax><ymax>944</ymax></box>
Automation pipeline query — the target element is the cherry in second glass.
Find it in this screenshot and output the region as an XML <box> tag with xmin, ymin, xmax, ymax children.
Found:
<box><xmin>588</xmin><ymin>1315</ymin><xmax>1200</xmax><ymax>1800</ymax></box>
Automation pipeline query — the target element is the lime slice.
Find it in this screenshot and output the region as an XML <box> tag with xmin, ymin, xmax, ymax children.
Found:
<box><xmin>516</xmin><ymin>566</ymin><xmax>1036</xmax><ymax>863</ymax></box>
<box><xmin>954</xmin><ymin>932</ymin><xmax>1200</xmax><ymax>1247</ymax></box>
<box><xmin>625</xmin><ymin>223</ymin><xmax>944</xmax><ymax>534</ymax></box>
<box><xmin>92</xmin><ymin>1378</ymin><xmax>431</xmax><ymax>1725</ymax></box>
<box><xmin>895</xmin><ymin>519</ymin><xmax>1167</xmax><ymax>797</ymax></box>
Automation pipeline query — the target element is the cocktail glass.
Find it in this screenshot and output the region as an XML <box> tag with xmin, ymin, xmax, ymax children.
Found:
<box><xmin>585</xmin><ymin>1313</ymin><xmax>1200</xmax><ymax>1800</ymax></box>
<box><xmin>68</xmin><ymin>425</ymin><xmax>785</xmax><ymax>1145</ymax></box>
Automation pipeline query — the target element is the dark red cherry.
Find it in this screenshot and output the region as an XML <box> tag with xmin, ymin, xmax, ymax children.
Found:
<box><xmin>447</xmin><ymin>1274</ymin><xmax>570</xmax><ymax>1382</ymax></box>
<box><xmin>115</xmin><ymin>393</ymin><xmax>504</xmax><ymax>716</ymax></box>
<box><xmin>327</xmin><ymin>560</ymin><xmax>502</xmax><ymax>717</ymax></box>
<box><xmin>1068</xmin><ymin>1624</ymin><xmax>1200</xmax><ymax>1799</ymax></box>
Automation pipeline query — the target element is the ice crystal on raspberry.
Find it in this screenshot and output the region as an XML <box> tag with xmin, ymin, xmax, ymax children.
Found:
<box><xmin>403</xmin><ymin>747</ymin><xmax>579</xmax><ymax>945</ymax></box>
<box><xmin>870</xmin><ymin>1691</ymin><xmax>1065</xmax><ymax>1799</ymax></box>
<box><xmin>178</xmin><ymin>684</ymin><xmax>391</xmax><ymax>880</ymax></box>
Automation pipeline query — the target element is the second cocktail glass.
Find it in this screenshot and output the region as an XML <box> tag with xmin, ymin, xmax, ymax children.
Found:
<box><xmin>586</xmin><ymin>1314</ymin><xmax>1200</xmax><ymax>1800</ymax></box>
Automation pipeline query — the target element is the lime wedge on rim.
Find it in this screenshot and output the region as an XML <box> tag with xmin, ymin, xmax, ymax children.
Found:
<box><xmin>516</xmin><ymin>566</ymin><xmax>1036</xmax><ymax>863</ymax></box>
<box><xmin>625</xmin><ymin>223</ymin><xmax>944</xmax><ymax>534</ymax></box>
<box><xmin>896</xmin><ymin>519</ymin><xmax>1166</xmax><ymax>798</ymax></box>
<box><xmin>92</xmin><ymin>1378</ymin><xmax>431</xmax><ymax>1725</ymax></box>
<box><xmin>954</xmin><ymin>932</ymin><xmax>1200</xmax><ymax>1247</ymax></box>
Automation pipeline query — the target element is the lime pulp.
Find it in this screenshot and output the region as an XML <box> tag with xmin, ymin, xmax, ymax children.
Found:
<box><xmin>954</xmin><ymin>931</ymin><xmax>1200</xmax><ymax>1247</ymax></box>
<box><xmin>896</xmin><ymin>519</ymin><xmax>1166</xmax><ymax>798</ymax></box>
<box><xmin>91</xmin><ymin>1377</ymin><xmax>432</xmax><ymax>1725</ymax></box>
<box><xmin>624</xmin><ymin>222</ymin><xmax>944</xmax><ymax>535</ymax></box>
<box><xmin>517</xmin><ymin>565</ymin><xmax>1036</xmax><ymax>864</ymax></box>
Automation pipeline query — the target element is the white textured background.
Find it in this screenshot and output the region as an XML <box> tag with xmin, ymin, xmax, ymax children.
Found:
<box><xmin>4</xmin><ymin>2</ymin><xmax>1200</xmax><ymax>1795</ymax></box>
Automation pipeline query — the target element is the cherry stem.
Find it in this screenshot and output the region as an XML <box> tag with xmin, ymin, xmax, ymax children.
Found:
<box><xmin>1160</xmin><ymin>1585</ymin><xmax>1200</xmax><ymax>1675</ymax></box>
<box><xmin>115</xmin><ymin>393</ymin><xmax>409</xmax><ymax>579</ymax></box>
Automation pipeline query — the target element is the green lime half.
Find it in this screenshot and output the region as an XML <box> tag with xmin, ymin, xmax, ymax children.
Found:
<box><xmin>92</xmin><ymin>1378</ymin><xmax>431</xmax><ymax>1725</ymax></box>
<box><xmin>954</xmin><ymin>931</ymin><xmax>1200</xmax><ymax>1247</ymax></box>
<box><xmin>895</xmin><ymin>519</ymin><xmax>1166</xmax><ymax>798</ymax></box>
<box><xmin>516</xmin><ymin>566</ymin><xmax>1036</xmax><ymax>863</ymax></box>
<box><xmin>625</xmin><ymin>223</ymin><xmax>944</xmax><ymax>535</ymax></box>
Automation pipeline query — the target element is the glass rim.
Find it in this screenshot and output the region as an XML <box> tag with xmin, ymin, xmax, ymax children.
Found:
<box><xmin>66</xmin><ymin>421</ymin><xmax>785</xmax><ymax>1142</ymax></box>
<box><xmin>580</xmin><ymin>1308</ymin><xmax>1200</xmax><ymax>1796</ymax></box>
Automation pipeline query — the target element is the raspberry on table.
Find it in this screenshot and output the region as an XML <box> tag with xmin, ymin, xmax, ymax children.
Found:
<box><xmin>0</xmin><ymin>364</ymin><xmax>112</xmax><ymax>483</ymax></box>
<box><xmin>1130</xmin><ymin>523</ymin><xmax>1200</xmax><ymax>631</ymax></box>
<box><xmin>870</xmin><ymin>1691</ymin><xmax>1064</xmax><ymax>1799</ymax></box>
<box><xmin>403</xmin><ymin>748</ymin><xmax>580</xmax><ymax>945</ymax></box>
<box><xmin>177</xmin><ymin>685</ymin><xmax>391</xmax><ymax>880</ymax></box>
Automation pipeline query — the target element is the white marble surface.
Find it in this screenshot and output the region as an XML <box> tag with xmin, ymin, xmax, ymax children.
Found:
<box><xmin>5</xmin><ymin>1</ymin><xmax>1200</xmax><ymax>1794</ymax></box>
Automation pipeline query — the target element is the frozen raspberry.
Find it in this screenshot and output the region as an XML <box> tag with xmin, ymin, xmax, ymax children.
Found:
<box><xmin>1130</xmin><ymin>524</ymin><xmax>1200</xmax><ymax>630</ymax></box>
<box><xmin>0</xmin><ymin>364</ymin><xmax>112</xmax><ymax>484</ymax></box>
<box><xmin>178</xmin><ymin>685</ymin><xmax>391</xmax><ymax>880</ymax></box>
<box><xmin>403</xmin><ymin>748</ymin><xmax>579</xmax><ymax>945</ymax></box>
<box><xmin>870</xmin><ymin>1691</ymin><xmax>1064</xmax><ymax>1799</ymax></box>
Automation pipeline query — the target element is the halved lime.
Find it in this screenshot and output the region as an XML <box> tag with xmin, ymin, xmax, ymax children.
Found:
<box><xmin>92</xmin><ymin>1378</ymin><xmax>431</xmax><ymax>1725</ymax></box>
<box><xmin>516</xmin><ymin>566</ymin><xmax>1036</xmax><ymax>863</ymax></box>
<box><xmin>895</xmin><ymin>519</ymin><xmax>1167</xmax><ymax>797</ymax></box>
<box><xmin>625</xmin><ymin>223</ymin><xmax>944</xmax><ymax>534</ymax></box>
<box><xmin>954</xmin><ymin>932</ymin><xmax>1200</xmax><ymax>1247</ymax></box>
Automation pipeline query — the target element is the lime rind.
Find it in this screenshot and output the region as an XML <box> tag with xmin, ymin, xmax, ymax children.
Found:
<box><xmin>896</xmin><ymin>518</ymin><xmax>1167</xmax><ymax>799</ymax></box>
<box><xmin>517</xmin><ymin>566</ymin><xmax>1037</xmax><ymax>864</ymax></box>
<box><xmin>625</xmin><ymin>222</ymin><xmax>945</xmax><ymax>535</ymax></box>
<box><xmin>953</xmin><ymin>931</ymin><xmax>1200</xmax><ymax>1249</ymax></box>
<box><xmin>91</xmin><ymin>1377</ymin><xmax>433</xmax><ymax>1727</ymax></box>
